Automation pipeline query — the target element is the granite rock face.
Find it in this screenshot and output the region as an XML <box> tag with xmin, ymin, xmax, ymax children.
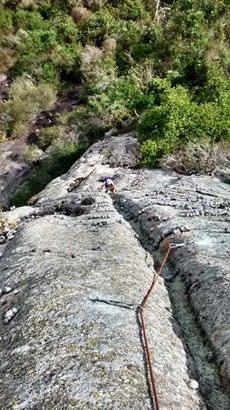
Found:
<box><xmin>34</xmin><ymin>133</ymin><xmax>140</xmax><ymax>204</ymax></box>
<box><xmin>115</xmin><ymin>171</ymin><xmax>230</xmax><ymax>392</ymax></box>
<box><xmin>0</xmin><ymin>134</ymin><xmax>230</xmax><ymax>409</ymax></box>
<box><xmin>0</xmin><ymin>193</ymin><xmax>202</xmax><ymax>409</ymax></box>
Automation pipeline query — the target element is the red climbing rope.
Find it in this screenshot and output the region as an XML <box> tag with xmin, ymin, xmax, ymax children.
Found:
<box><xmin>138</xmin><ymin>306</ymin><xmax>161</xmax><ymax>410</ymax></box>
<box><xmin>138</xmin><ymin>229</ymin><xmax>184</xmax><ymax>409</ymax></box>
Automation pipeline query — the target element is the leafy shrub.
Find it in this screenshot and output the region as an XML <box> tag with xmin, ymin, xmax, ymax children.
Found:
<box><xmin>83</xmin><ymin>0</ymin><xmax>107</xmax><ymax>11</ymax></box>
<box><xmin>88</xmin><ymin>62</ymin><xmax>159</xmax><ymax>119</ymax></box>
<box><xmin>169</xmin><ymin>9</ymin><xmax>206</xmax><ymax>40</ymax></box>
<box><xmin>166</xmin><ymin>0</ymin><xmax>229</xmax><ymax>88</ymax></box>
<box><xmin>80</xmin><ymin>9</ymin><xmax>143</xmax><ymax>48</ymax></box>
<box><xmin>88</xmin><ymin>73</ymin><xmax>146</xmax><ymax>125</ymax></box>
<box><xmin>39</xmin><ymin>63</ymin><xmax>59</xmax><ymax>84</ymax></box>
<box><xmin>80</xmin><ymin>10</ymin><xmax>114</xmax><ymax>44</ymax></box>
<box><xmin>11</xmin><ymin>24</ymin><xmax>58</xmax><ymax>79</ymax></box>
<box><xmin>0</xmin><ymin>76</ymin><xmax>56</xmax><ymax>138</ymax></box>
<box><xmin>141</xmin><ymin>138</ymin><xmax>174</xmax><ymax>167</ymax></box>
<box><xmin>138</xmin><ymin>78</ymin><xmax>230</xmax><ymax>166</ymax></box>
<box><xmin>115</xmin><ymin>0</ymin><xmax>147</xmax><ymax>20</ymax></box>
<box><xmin>38</xmin><ymin>125</ymin><xmax>65</xmax><ymax>149</ymax></box>
<box><xmin>22</xmin><ymin>144</ymin><xmax>44</xmax><ymax>164</ymax></box>
<box><xmin>138</xmin><ymin>81</ymin><xmax>230</xmax><ymax>144</ymax></box>
<box><xmin>13</xmin><ymin>10</ymin><xmax>44</xmax><ymax>30</ymax></box>
<box><xmin>10</xmin><ymin>11</ymin><xmax>81</xmax><ymax>84</ymax></box>
<box><xmin>195</xmin><ymin>63</ymin><xmax>229</xmax><ymax>102</ymax></box>
<box><xmin>0</xmin><ymin>8</ymin><xmax>13</xmax><ymax>34</ymax></box>
<box><xmin>138</xmin><ymin>84</ymin><xmax>193</xmax><ymax>142</ymax></box>
<box><xmin>52</xmin><ymin>13</ymin><xmax>80</xmax><ymax>43</ymax></box>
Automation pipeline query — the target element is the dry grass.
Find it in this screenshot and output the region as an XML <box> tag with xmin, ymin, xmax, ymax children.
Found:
<box><xmin>0</xmin><ymin>212</ymin><xmax>18</xmax><ymax>235</ymax></box>
<box><xmin>0</xmin><ymin>47</ymin><xmax>17</xmax><ymax>73</ymax></box>
<box><xmin>161</xmin><ymin>140</ymin><xmax>230</xmax><ymax>175</ymax></box>
<box><xmin>102</xmin><ymin>38</ymin><xmax>117</xmax><ymax>53</ymax></box>
<box><xmin>80</xmin><ymin>45</ymin><xmax>103</xmax><ymax>68</ymax></box>
<box><xmin>72</xmin><ymin>6</ymin><xmax>91</xmax><ymax>23</ymax></box>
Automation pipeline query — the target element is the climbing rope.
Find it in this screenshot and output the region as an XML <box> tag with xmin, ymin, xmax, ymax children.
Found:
<box><xmin>138</xmin><ymin>228</ymin><xmax>184</xmax><ymax>409</ymax></box>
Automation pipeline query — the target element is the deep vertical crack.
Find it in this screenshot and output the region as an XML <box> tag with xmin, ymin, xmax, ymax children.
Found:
<box><xmin>112</xmin><ymin>193</ymin><xmax>230</xmax><ymax>410</ymax></box>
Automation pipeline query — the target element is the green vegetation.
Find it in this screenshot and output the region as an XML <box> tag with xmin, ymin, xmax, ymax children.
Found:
<box><xmin>0</xmin><ymin>0</ymin><xmax>229</xmax><ymax>167</ymax></box>
<box><xmin>0</xmin><ymin>76</ymin><xmax>56</xmax><ymax>138</ymax></box>
<box><xmin>11</xmin><ymin>141</ymin><xmax>89</xmax><ymax>206</ymax></box>
<box><xmin>37</xmin><ymin>125</ymin><xmax>65</xmax><ymax>149</ymax></box>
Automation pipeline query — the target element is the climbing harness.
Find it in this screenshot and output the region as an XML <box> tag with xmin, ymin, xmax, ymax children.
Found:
<box><xmin>138</xmin><ymin>231</ymin><xmax>185</xmax><ymax>410</ymax></box>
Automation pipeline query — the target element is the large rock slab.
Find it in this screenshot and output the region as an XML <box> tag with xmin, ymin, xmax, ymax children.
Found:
<box><xmin>34</xmin><ymin>134</ymin><xmax>230</xmax><ymax>406</ymax></box>
<box><xmin>35</xmin><ymin>133</ymin><xmax>140</xmax><ymax>203</ymax></box>
<box><xmin>115</xmin><ymin>171</ymin><xmax>230</xmax><ymax>393</ymax></box>
<box><xmin>0</xmin><ymin>193</ymin><xmax>201</xmax><ymax>409</ymax></box>
<box><xmin>1</xmin><ymin>134</ymin><xmax>230</xmax><ymax>408</ymax></box>
<box><xmin>0</xmin><ymin>132</ymin><xmax>140</xmax><ymax>209</ymax></box>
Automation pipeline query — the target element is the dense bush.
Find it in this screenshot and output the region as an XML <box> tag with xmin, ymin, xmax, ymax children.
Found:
<box><xmin>88</xmin><ymin>72</ymin><xmax>146</xmax><ymax>124</ymax></box>
<box><xmin>115</xmin><ymin>0</ymin><xmax>148</xmax><ymax>20</ymax></box>
<box><xmin>138</xmin><ymin>81</ymin><xmax>229</xmax><ymax>165</ymax></box>
<box><xmin>38</xmin><ymin>125</ymin><xmax>66</xmax><ymax>149</ymax></box>
<box><xmin>138</xmin><ymin>83</ymin><xmax>230</xmax><ymax>142</ymax></box>
<box><xmin>10</xmin><ymin>12</ymin><xmax>81</xmax><ymax>84</ymax></box>
<box><xmin>141</xmin><ymin>138</ymin><xmax>173</xmax><ymax>167</ymax></box>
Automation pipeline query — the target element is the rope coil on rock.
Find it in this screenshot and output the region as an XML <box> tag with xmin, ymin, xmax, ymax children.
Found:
<box><xmin>138</xmin><ymin>227</ymin><xmax>184</xmax><ymax>410</ymax></box>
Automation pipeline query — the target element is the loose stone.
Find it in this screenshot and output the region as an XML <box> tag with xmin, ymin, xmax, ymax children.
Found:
<box><xmin>189</xmin><ymin>380</ymin><xmax>199</xmax><ymax>390</ymax></box>
<box><xmin>4</xmin><ymin>286</ymin><xmax>12</xmax><ymax>294</ymax></box>
<box><xmin>4</xmin><ymin>307</ymin><xmax>18</xmax><ymax>324</ymax></box>
<box><xmin>0</xmin><ymin>236</ymin><xmax>6</xmax><ymax>244</ymax></box>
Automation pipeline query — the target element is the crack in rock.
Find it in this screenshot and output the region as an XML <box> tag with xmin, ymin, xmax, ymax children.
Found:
<box><xmin>90</xmin><ymin>297</ymin><xmax>136</xmax><ymax>310</ymax></box>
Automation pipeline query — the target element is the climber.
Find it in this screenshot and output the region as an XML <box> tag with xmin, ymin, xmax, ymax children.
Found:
<box><xmin>101</xmin><ymin>176</ymin><xmax>116</xmax><ymax>193</ymax></box>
